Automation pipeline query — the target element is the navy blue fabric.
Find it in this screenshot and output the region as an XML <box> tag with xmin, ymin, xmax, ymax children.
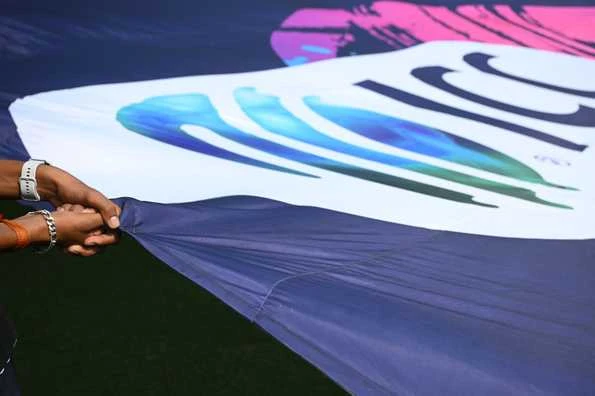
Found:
<box><xmin>115</xmin><ymin>197</ymin><xmax>595</xmax><ymax>395</ymax></box>
<box><xmin>1</xmin><ymin>1</ymin><xmax>595</xmax><ymax>394</ymax></box>
<box><xmin>0</xmin><ymin>362</ymin><xmax>20</xmax><ymax>396</ymax></box>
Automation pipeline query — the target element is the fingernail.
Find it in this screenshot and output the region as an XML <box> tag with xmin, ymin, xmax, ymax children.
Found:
<box><xmin>109</xmin><ymin>216</ymin><xmax>120</xmax><ymax>228</ymax></box>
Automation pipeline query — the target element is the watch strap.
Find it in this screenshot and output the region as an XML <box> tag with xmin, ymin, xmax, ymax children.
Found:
<box><xmin>19</xmin><ymin>159</ymin><xmax>48</xmax><ymax>201</ymax></box>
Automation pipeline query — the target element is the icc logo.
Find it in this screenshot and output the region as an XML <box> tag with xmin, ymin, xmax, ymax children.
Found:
<box><xmin>117</xmin><ymin>51</ymin><xmax>590</xmax><ymax>210</ymax></box>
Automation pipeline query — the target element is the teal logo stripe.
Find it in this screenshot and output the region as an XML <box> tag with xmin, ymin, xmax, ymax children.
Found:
<box><xmin>117</xmin><ymin>93</ymin><xmax>494</xmax><ymax>207</ymax></box>
<box><xmin>235</xmin><ymin>87</ymin><xmax>569</xmax><ymax>208</ymax></box>
<box><xmin>117</xmin><ymin>87</ymin><xmax>575</xmax><ymax>209</ymax></box>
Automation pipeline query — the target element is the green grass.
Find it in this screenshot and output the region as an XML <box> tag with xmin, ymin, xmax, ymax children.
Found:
<box><xmin>0</xmin><ymin>201</ymin><xmax>345</xmax><ymax>395</ymax></box>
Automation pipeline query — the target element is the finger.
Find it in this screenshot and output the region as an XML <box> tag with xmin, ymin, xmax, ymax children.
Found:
<box><xmin>84</xmin><ymin>190</ymin><xmax>120</xmax><ymax>229</ymax></box>
<box><xmin>66</xmin><ymin>245</ymin><xmax>100</xmax><ymax>257</ymax></box>
<box><xmin>82</xmin><ymin>213</ymin><xmax>105</xmax><ymax>231</ymax></box>
<box><xmin>65</xmin><ymin>246</ymin><xmax>80</xmax><ymax>256</ymax></box>
<box><xmin>84</xmin><ymin>232</ymin><xmax>119</xmax><ymax>247</ymax></box>
<box><xmin>66</xmin><ymin>245</ymin><xmax>83</xmax><ymax>255</ymax></box>
<box><xmin>71</xmin><ymin>204</ymin><xmax>85</xmax><ymax>212</ymax></box>
<box><xmin>82</xmin><ymin>208</ymin><xmax>97</xmax><ymax>214</ymax></box>
<box><xmin>79</xmin><ymin>229</ymin><xmax>105</xmax><ymax>244</ymax></box>
<box><xmin>61</xmin><ymin>203</ymin><xmax>73</xmax><ymax>212</ymax></box>
<box><xmin>78</xmin><ymin>246</ymin><xmax>100</xmax><ymax>257</ymax></box>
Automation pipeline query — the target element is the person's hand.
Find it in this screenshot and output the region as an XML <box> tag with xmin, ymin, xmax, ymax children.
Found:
<box><xmin>12</xmin><ymin>209</ymin><xmax>108</xmax><ymax>256</ymax></box>
<box><xmin>36</xmin><ymin>165</ymin><xmax>121</xmax><ymax>229</ymax></box>
<box><xmin>57</xmin><ymin>204</ymin><xmax>119</xmax><ymax>256</ymax></box>
<box><xmin>53</xmin><ymin>210</ymin><xmax>104</xmax><ymax>246</ymax></box>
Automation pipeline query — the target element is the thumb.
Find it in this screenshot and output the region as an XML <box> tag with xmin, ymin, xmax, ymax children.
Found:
<box><xmin>85</xmin><ymin>190</ymin><xmax>121</xmax><ymax>229</ymax></box>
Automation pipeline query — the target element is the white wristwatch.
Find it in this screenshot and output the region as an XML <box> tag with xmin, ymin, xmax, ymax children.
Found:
<box><xmin>19</xmin><ymin>159</ymin><xmax>50</xmax><ymax>201</ymax></box>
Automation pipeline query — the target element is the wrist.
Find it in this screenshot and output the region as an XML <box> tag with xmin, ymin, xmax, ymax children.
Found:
<box><xmin>35</xmin><ymin>164</ymin><xmax>59</xmax><ymax>201</ymax></box>
<box><xmin>12</xmin><ymin>215</ymin><xmax>49</xmax><ymax>245</ymax></box>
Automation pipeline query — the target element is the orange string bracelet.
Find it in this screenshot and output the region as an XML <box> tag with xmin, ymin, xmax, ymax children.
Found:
<box><xmin>0</xmin><ymin>213</ymin><xmax>31</xmax><ymax>249</ymax></box>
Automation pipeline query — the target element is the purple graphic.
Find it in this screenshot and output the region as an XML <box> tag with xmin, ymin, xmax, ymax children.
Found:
<box><xmin>271</xmin><ymin>2</ymin><xmax>595</xmax><ymax>65</ymax></box>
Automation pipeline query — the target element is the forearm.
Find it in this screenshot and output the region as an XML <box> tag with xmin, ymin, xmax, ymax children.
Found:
<box><xmin>0</xmin><ymin>215</ymin><xmax>48</xmax><ymax>251</ymax></box>
<box><xmin>0</xmin><ymin>160</ymin><xmax>57</xmax><ymax>200</ymax></box>
<box><xmin>0</xmin><ymin>223</ymin><xmax>17</xmax><ymax>249</ymax></box>
<box><xmin>0</xmin><ymin>160</ymin><xmax>24</xmax><ymax>200</ymax></box>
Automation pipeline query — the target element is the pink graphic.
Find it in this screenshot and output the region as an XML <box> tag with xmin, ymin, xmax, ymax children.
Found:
<box><xmin>271</xmin><ymin>2</ymin><xmax>595</xmax><ymax>65</ymax></box>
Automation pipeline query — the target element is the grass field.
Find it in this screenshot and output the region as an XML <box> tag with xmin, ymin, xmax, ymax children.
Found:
<box><xmin>0</xmin><ymin>200</ymin><xmax>345</xmax><ymax>395</ymax></box>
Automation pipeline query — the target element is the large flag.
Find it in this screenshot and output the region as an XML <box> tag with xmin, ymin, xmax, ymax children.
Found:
<box><xmin>2</xmin><ymin>1</ymin><xmax>594</xmax><ymax>394</ymax></box>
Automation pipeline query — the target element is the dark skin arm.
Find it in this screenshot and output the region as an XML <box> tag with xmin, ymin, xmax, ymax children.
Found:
<box><xmin>0</xmin><ymin>160</ymin><xmax>120</xmax><ymax>255</ymax></box>
<box><xmin>0</xmin><ymin>160</ymin><xmax>120</xmax><ymax>227</ymax></box>
<box><xmin>0</xmin><ymin>210</ymin><xmax>105</xmax><ymax>255</ymax></box>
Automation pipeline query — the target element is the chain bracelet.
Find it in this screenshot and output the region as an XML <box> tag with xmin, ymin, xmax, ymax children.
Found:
<box><xmin>26</xmin><ymin>209</ymin><xmax>57</xmax><ymax>254</ymax></box>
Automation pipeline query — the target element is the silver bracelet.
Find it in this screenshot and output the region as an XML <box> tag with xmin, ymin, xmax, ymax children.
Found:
<box><xmin>26</xmin><ymin>210</ymin><xmax>57</xmax><ymax>254</ymax></box>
